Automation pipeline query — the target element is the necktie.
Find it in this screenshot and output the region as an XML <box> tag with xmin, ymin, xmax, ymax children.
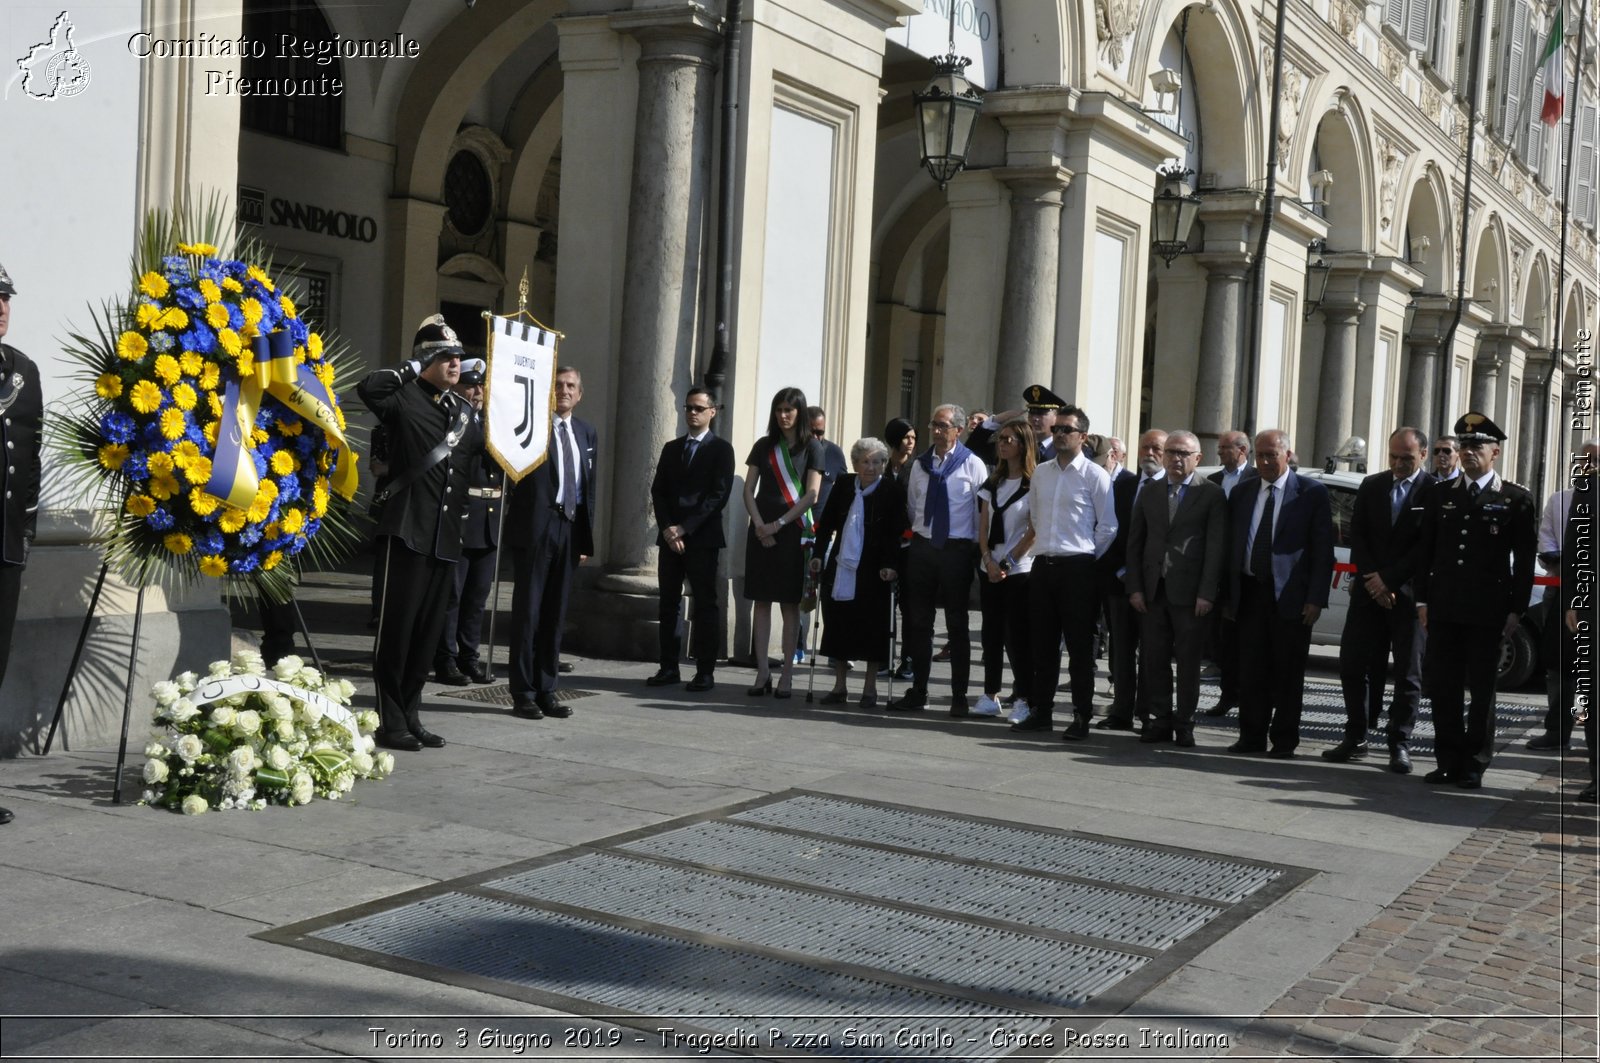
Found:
<box><xmin>682</xmin><ymin>436</ymin><xmax>699</xmax><ymax>468</ymax></box>
<box><xmin>1249</xmin><ymin>484</ymin><xmax>1276</xmax><ymax>578</ymax></box>
<box><xmin>558</xmin><ymin>420</ymin><xmax>577</xmax><ymax>519</ymax></box>
<box><xmin>1468</xmin><ymin>480</ymin><xmax>1481</xmax><ymax>499</ymax></box>
<box><xmin>1168</xmin><ymin>480</ymin><xmax>1182</xmax><ymax>520</ymax></box>
<box><xmin>1391</xmin><ymin>477</ymin><xmax>1408</xmax><ymax>524</ymax></box>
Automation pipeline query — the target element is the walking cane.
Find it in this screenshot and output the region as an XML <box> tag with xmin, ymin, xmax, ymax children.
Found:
<box><xmin>886</xmin><ymin>582</ymin><xmax>899</xmax><ymax>705</ymax></box>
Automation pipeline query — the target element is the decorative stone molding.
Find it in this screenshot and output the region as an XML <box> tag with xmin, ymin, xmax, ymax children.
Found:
<box><xmin>1377</xmin><ymin>135</ymin><xmax>1408</xmax><ymax>237</ymax></box>
<box><xmin>1094</xmin><ymin>0</ymin><xmax>1137</xmax><ymax>72</ymax></box>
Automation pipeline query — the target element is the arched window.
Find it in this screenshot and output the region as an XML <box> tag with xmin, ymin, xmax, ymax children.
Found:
<box><xmin>240</xmin><ymin>0</ymin><xmax>343</xmax><ymax>150</ymax></box>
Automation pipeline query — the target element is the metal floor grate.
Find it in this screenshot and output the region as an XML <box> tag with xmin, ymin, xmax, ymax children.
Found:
<box><xmin>434</xmin><ymin>683</ymin><xmax>598</xmax><ymax>705</ymax></box>
<box><xmin>733</xmin><ymin>795</ymin><xmax>1282</xmax><ymax>904</ymax></box>
<box><xmin>264</xmin><ymin>791</ymin><xmax>1312</xmax><ymax>1060</ymax></box>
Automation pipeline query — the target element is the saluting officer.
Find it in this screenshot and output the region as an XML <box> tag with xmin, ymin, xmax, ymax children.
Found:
<box><xmin>358</xmin><ymin>316</ymin><xmax>483</xmax><ymax>751</ymax></box>
<box><xmin>435</xmin><ymin>358</ymin><xmax>502</xmax><ymax>686</ymax></box>
<box><xmin>1413</xmin><ymin>412</ymin><xmax>1537</xmax><ymax>790</ymax></box>
<box><xmin>0</xmin><ymin>263</ymin><xmax>43</xmax><ymax>827</ymax></box>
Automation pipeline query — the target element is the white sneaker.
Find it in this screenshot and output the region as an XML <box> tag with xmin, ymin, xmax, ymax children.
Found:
<box><xmin>1007</xmin><ymin>698</ymin><xmax>1030</xmax><ymax>724</ymax></box>
<box><xmin>973</xmin><ymin>694</ymin><xmax>1003</xmax><ymax>717</ymax></box>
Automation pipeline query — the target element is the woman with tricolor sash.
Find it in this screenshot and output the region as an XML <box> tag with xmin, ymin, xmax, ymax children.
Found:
<box><xmin>741</xmin><ymin>387</ymin><xmax>824</xmax><ymax>698</ymax></box>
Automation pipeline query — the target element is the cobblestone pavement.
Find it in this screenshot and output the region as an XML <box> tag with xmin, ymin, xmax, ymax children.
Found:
<box><xmin>1229</xmin><ymin>762</ymin><xmax>1599</xmax><ymax>1061</ymax></box>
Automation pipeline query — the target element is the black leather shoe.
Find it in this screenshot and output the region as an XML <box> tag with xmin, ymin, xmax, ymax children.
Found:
<box><xmin>459</xmin><ymin>658</ymin><xmax>490</xmax><ymax>684</ymax></box>
<box><xmin>887</xmin><ymin>691</ymin><xmax>927</xmax><ymax>712</ymax></box>
<box><xmin>1227</xmin><ymin>741</ymin><xmax>1266</xmax><ymax>754</ymax></box>
<box><xmin>949</xmin><ymin>696</ymin><xmax>971</xmax><ymax>718</ymax></box>
<box><xmin>1388</xmin><ymin>744</ymin><xmax>1413</xmax><ymax>774</ymax></box>
<box><xmin>819</xmin><ymin>690</ymin><xmax>848</xmax><ymax>705</ymax></box>
<box><xmin>1526</xmin><ymin>733</ymin><xmax>1570</xmax><ymax>751</ymax></box>
<box><xmin>538</xmin><ymin>693</ymin><xmax>573</xmax><ymax>719</ymax></box>
<box><xmin>1174</xmin><ymin>730</ymin><xmax>1196</xmax><ymax>748</ymax></box>
<box><xmin>1321</xmin><ymin>740</ymin><xmax>1369</xmax><ymax>763</ymax></box>
<box><xmin>1060</xmin><ymin>717</ymin><xmax>1090</xmax><ymax>741</ymax></box>
<box><xmin>0</xmin><ymin>807</ymin><xmax>13</xmax><ymax>825</ymax></box>
<box><xmin>1423</xmin><ymin>768</ymin><xmax>1454</xmax><ymax>784</ymax></box>
<box><xmin>434</xmin><ymin>662</ymin><xmax>471</xmax><ymax>687</ymax></box>
<box><xmin>1203</xmin><ymin>698</ymin><xmax>1236</xmax><ymax>718</ymax></box>
<box><xmin>1455</xmin><ymin>773</ymin><xmax>1482</xmax><ymax>790</ymax></box>
<box><xmin>511</xmin><ymin>700</ymin><xmax>545</xmax><ymax>720</ymax></box>
<box><xmin>1095</xmin><ymin>716</ymin><xmax>1135</xmax><ymax>731</ymax></box>
<box><xmin>645</xmin><ymin>668</ymin><xmax>682</xmax><ymax>687</ymax></box>
<box><xmin>412</xmin><ymin>727</ymin><xmax>446</xmax><ymax>748</ymax></box>
<box><xmin>1139</xmin><ymin>728</ymin><xmax>1172</xmax><ymax>744</ymax></box>
<box><xmin>375</xmin><ymin>730</ymin><xmax>424</xmax><ymax>751</ymax></box>
<box><xmin>558</xmin><ymin>661</ymin><xmax>574</xmax><ymax>674</ymax></box>
<box><xmin>686</xmin><ymin>673</ymin><xmax>715</xmax><ymax>692</ymax></box>
<box><xmin>1010</xmin><ymin>713</ymin><xmax>1052</xmax><ymax>733</ymax></box>
<box><xmin>1266</xmin><ymin>747</ymin><xmax>1296</xmax><ymax>759</ymax></box>
<box><xmin>1579</xmin><ymin>783</ymin><xmax>1598</xmax><ymax>803</ymax></box>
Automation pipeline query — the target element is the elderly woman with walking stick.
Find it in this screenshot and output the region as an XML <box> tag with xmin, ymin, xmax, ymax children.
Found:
<box><xmin>807</xmin><ymin>438</ymin><xmax>909</xmax><ymax>708</ymax></box>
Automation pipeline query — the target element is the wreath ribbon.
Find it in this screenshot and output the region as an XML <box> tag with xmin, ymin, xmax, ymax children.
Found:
<box><xmin>206</xmin><ymin>330</ymin><xmax>358</xmax><ymax>508</ymax></box>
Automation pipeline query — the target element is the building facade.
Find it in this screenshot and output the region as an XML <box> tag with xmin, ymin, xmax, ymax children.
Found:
<box><xmin>4</xmin><ymin>0</ymin><xmax>1595</xmax><ymax>742</ymax></box>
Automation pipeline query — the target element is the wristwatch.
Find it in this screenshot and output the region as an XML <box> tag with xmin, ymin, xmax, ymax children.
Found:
<box><xmin>776</xmin><ymin>515</ymin><xmax>786</xmax><ymax>527</ymax></box>
<box><xmin>997</xmin><ymin>557</ymin><xmax>1012</xmax><ymax>573</ymax></box>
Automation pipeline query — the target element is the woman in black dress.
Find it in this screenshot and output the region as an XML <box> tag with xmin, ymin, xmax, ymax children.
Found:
<box><xmin>742</xmin><ymin>387</ymin><xmax>824</xmax><ymax>697</ymax></box>
<box><xmin>808</xmin><ymin>438</ymin><xmax>909</xmax><ymax>707</ymax></box>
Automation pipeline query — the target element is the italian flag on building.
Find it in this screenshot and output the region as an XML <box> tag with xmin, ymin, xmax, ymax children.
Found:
<box><xmin>1536</xmin><ymin>5</ymin><xmax>1566</xmax><ymax>126</ymax></box>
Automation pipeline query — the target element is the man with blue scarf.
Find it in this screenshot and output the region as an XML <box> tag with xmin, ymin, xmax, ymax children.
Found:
<box><xmin>891</xmin><ymin>403</ymin><xmax>989</xmax><ymax>715</ymax></box>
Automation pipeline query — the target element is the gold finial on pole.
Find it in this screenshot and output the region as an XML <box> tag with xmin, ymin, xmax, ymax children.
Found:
<box><xmin>518</xmin><ymin>266</ymin><xmax>530</xmax><ymax>317</ymax></box>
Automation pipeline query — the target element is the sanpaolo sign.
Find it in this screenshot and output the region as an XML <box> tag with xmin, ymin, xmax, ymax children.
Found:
<box><xmin>268</xmin><ymin>197</ymin><xmax>378</xmax><ymax>243</ymax></box>
<box><xmin>887</xmin><ymin>0</ymin><xmax>999</xmax><ymax>91</ymax></box>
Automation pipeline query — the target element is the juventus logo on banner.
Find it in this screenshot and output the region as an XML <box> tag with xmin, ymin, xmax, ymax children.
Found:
<box><xmin>484</xmin><ymin>312</ymin><xmax>559</xmax><ymax>481</ymax></box>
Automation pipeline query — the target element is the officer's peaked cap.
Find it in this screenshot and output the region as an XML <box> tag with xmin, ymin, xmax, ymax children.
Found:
<box><xmin>1024</xmin><ymin>384</ymin><xmax>1066</xmax><ymax>411</ymax></box>
<box><xmin>1453</xmin><ymin>411</ymin><xmax>1506</xmax><ymax>443</ymax></box>
<box><xmin>413</xmin><ymin>314</ymin><xmax>465</xmax><ymax>359</ymax></box>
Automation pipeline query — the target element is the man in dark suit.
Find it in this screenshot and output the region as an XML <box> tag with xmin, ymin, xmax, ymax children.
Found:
<box><xmin>506</xmin><ymin>366</ymin><xmax>598</xmax><ymax>720</ymax></box>
<box><xmin>1414</xmin><ymin>412</ymin><xmax>1537</xmax><ymax>790</ymax></box>
<box><xmin>359</xmin><ymin>316</ymin><xmax>483</xmax><ymax>751</ymax></box>
<box><xmin>0</xmin><ymin>262</ymin><xmax>41</xmax><ymax>825</ymax></box>
<box><xmin>647</xmin><ymin>387</ymin><xmax>736</xmax><ymax>691</ymax></box>
<box><xmin>1202</xmin><ymin>430</ymin><xmax>1256</xmax><ymax>719</ymax></box>
<box><xmin>1224</xmin><ymin>428</ymin><xmax>1335</xmax><ymax>757</ymax></box>
<box><xmin>1325</xmin><ymin>427</ymin><xmax>1434</xmax><ymax>773</ymax></box>
<box><xmin>1127</xmin><ymin>430</ymin><xmax>1227</xmax><ymax>746</ymax></box>
<box><xmin>1097</xmin><ymin>428</ymin><xmax>1164</xmax><ymax>730</ymax></box>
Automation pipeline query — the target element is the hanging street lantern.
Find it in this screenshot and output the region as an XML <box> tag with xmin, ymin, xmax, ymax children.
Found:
<box><xmin>1303</xmin><ymin>238</ymin><xmax>1332</xmax><ymax>317</ymax></box>
<box><xmin>1150</xmin><ymin>164</ymin><xmax>1202</xmax><ymax>266</ymax></box>
<box><xmin>914</xmin><ymin>53</ymin><xmax>982</xmax><ymax>189</ymax></box>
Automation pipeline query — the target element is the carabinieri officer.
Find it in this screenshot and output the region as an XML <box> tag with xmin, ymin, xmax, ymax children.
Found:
<box><xmin>358</xmin><ymin>316</ymin><xmax>483</xmax><ymax>751</ymax></box>
<box><xmin>1413</xmin><ymin>411</ymin><xmax>1536</xmax><ymax>790</ymax></box>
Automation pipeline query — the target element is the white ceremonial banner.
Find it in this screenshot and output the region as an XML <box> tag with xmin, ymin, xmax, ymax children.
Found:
<box><xmin>484</xmin><ymin>313</ymin><xmax>559</xmax><ymax>481</ymax></box>
<box><xmin>886</xmin><ymin>0</ymin><xmax>999</xmax><ymax>90</ymax></box>
<box><xmin>188</xmin><ymin>675</ymin><xmax>361</xmax><ymax>746</ymax></box>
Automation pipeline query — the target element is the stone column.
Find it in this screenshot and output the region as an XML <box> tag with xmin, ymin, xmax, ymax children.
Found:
<box><xmin>992</xmin><ymin>167</ymin><xmax>1071</xmax><ymax>406</ymax></box>
<box><xmin>1191</xmin><ymin>254</ymin><xmax>1251</xmax><ymax>447</ymax></box>
<box><xmin>1314</xmin><ymin>302</ymin><xmax>1365</xmax><ymax>468</ymax></box>
<box><xmin>1401</xmin><ymin>339</ymin><xmax>1441</xmax><ymax>430</ymax></box>
<box><xmin>382</xmin><ymin>197</ymin><xmax>449</xmax><ymax>361</ymax></box>
<box><xmin>604</xmin><ymin>10</ymin><xmax>721</xmax><ymax>584</ymax></box>
<box><xmin>1519</xmin><ymin>351</ymin><xmax>1551</xmax><ymax>484</ymax></box>
<box><xmin>1469</xmin><ymin>343</ymin><xmax>1503</xmax><ymax>414</ymax></box>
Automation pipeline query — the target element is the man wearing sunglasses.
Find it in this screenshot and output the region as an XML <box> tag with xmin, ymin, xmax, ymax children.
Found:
<box><xmin>647</xmin><ymin>389</ymin><xmax>735</xmax><ymax>692</ymax></box>
<box><xmin>1430</xmin><ymin>436</ymin><xmax>1461</xmax><ymax>481</ymax></box>
<box><xmin>1019</xmin><ymin>405</ymin><xmax>1117</xmax><ymax>738</ymax></box>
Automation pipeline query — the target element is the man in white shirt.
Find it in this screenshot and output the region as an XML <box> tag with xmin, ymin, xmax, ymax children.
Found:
<box><xmin>1017</xmin><ymin>405</ymin><xmax>1117</xmax><ymax>738</ymax></box>
<box><xmin>891</xmin><ymin>403</ymin><xmax>989</xmax><ymax>715</ymax></box>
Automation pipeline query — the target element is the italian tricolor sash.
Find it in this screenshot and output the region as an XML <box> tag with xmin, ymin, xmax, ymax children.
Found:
<box><xmin>768</xmin><ymin>440</ymin><xmax>816</xmax><ymax>541</ymax></box>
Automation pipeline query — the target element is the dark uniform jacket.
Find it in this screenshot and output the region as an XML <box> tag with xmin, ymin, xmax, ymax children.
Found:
<box><xmin>1412</xmin><ymin>471</ymin><xmax>1537</xmax><ymax>623</ymax></box>
<box><xmin>0</xmin><ymin>344</ymin><xmax>43</xmax><ymax>566</ymax></box>
<box><xmin>1348</xmin><ymin>469</ymin><xmax>1435</xmax><ymax>596</ymax></box>
<box><xmin>650</xmin><ymin>432</ymin><xmax>736</xmax><ymax>551</ymax></box>
<box><xmin>460</xmin><ymin>411</ymin><xmax>503</xmax><ymax>553</ymax></box>
<box><xmin>357</xmin><ymin>364</ymin><xmax>482</xmax><ymax>561</ymax></box>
